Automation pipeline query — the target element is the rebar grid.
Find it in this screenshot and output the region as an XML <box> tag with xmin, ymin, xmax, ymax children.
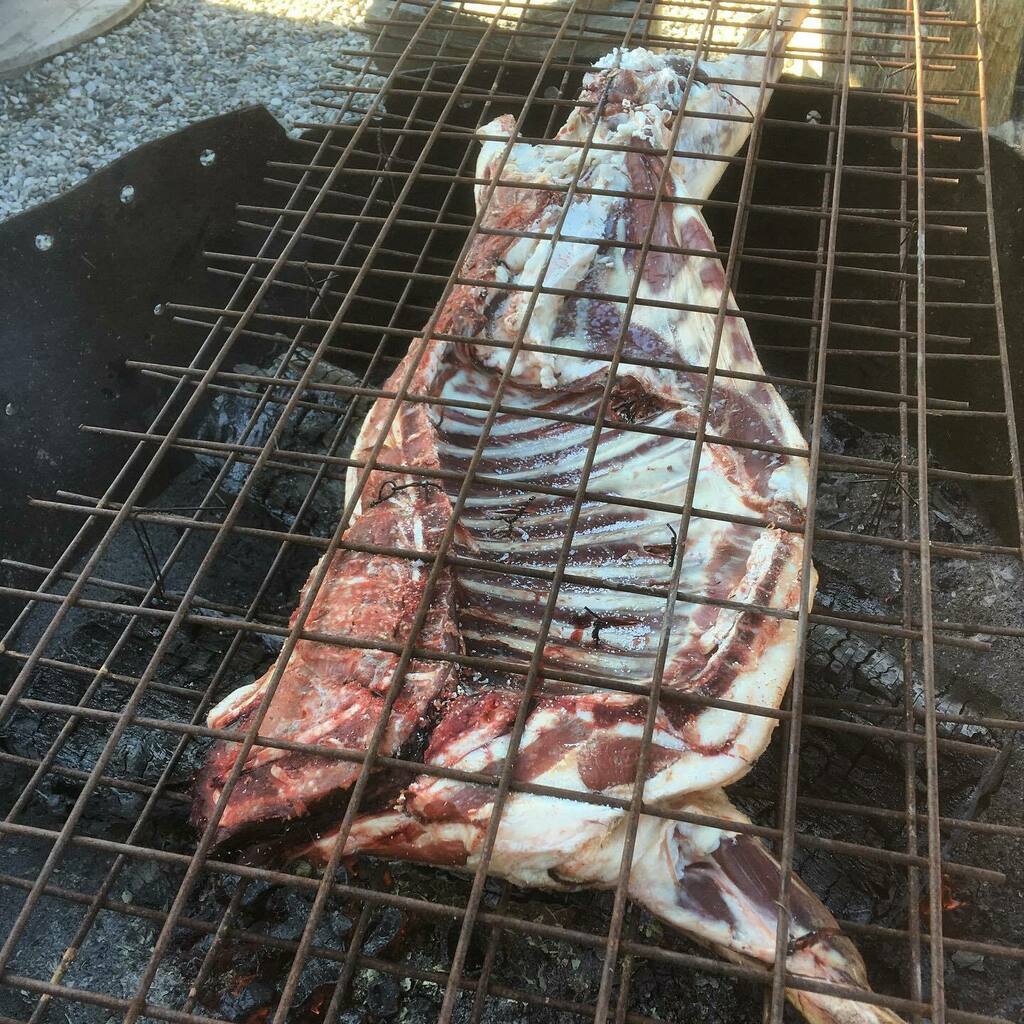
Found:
<box><xmin>2</xmin><ymin>1</ymin><xmax>1023</xmax><ymax>1024</ymax></box>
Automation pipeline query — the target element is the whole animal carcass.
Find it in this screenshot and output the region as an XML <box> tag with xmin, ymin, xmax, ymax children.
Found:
<box><xmin>193</xmin><ymin>6</ymin><xmax>903</xmax><ymax>1022</ymax></box>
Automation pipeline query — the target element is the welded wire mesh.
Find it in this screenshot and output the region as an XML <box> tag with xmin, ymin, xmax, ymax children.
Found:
<box><xmin>1</xmin><ymin>2</ymin><xmax>1023</xmax><ymax>1024</ymax></box>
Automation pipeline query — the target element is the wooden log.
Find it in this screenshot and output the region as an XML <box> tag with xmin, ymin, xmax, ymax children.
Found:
<box><xmin>0</xmin><ymin>0</ymin><xmax>149</xmax><ymax>78</ymax></box>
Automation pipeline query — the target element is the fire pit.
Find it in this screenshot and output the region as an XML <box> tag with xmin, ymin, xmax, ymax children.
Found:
<box><xmin>2</xmin><ymin>2</ymin><xmax>1023</xmax><ymax>1024</ymax></box>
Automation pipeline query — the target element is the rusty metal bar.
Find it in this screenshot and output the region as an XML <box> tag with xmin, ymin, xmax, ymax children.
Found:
<box><xmin>1</xmin><ymin>3</ymin><xmax>1021</xmax><ymax>1024</ymax></box>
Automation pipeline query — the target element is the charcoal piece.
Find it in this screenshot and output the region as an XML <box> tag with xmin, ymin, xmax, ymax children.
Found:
<box><xmin>294</xmin><ymin>957</ymin><xmax>338</xmax><ymax>1006</ymax></box>
<box><xmin>0</xmin><ymin>601</ymin><xmax>273</xmax><ymax>835</ymax></box>
<box><xmin>930</xmin><ymin>485</ymin><xmax>977</xmax><ymax>540</ymax></box>
<box><xmin>307</xmin><ymin>903</ymin><xmax>353</xmax><ymax>948</ymax></box>
<box><xmin>444</xmin><ymin>919</ymin><xmax>488</xmax><ymax>974</ymax></box>
<box><xmin>482</xmin><ymin>875</ymin><xmax>504</xmax><ymax>909</ymax></box>
<box><xmin>119</xmin><ymin>854</ymin><xmax>183</xmax><ymax>911</ymax></box>
<box><xmin>263</xmin><ymin>886</ymin><xmax>316</xmax><ymax>942</ymax></box>
<box><xmin>218</xmin><ymin>977</ymin><xmax>276</xmax><ymax>1023</ymax></box>
<box><xmin>362</xmin><ymin>906</ymin><xmax>403</xmax><ymax>957</ymax></box>
<box><xmin>951</xmin><ymin>950</ymin><xmax>986</xmax><ymax>971</ymax></box>
<box><xmin>239</xmin><ymin>876</ymin><xmax>279</xmax><ymax>911</ymax></box>
<box><xmin>194</xmin><ymin>349</ymin><xmax>370</xmax><ymax>538</ymax></box>
<box><xmin>365</xmin><ymin>974</ymin><xmax>401</xmax><ymax>1018</ymax></box>
<box><xmin>336</xmin><ymin>1012</ymin><xmax>366</xmax><ymax>1024</ymax></box>
<box><xmin>810</xmin><ymin>562</ymin><xmax>1001</xmax><ymax>744</ymax></box>
<box><xmin>324</xmin><ymin>910</ymin><xmax>354</xmax><ymax>942</ymax></box>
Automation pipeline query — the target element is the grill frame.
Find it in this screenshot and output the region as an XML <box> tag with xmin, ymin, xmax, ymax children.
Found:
<box><xmin>2</xmin><ymin>2</ymin><xmax>1024</xmax><ymax>1023</ymax></box>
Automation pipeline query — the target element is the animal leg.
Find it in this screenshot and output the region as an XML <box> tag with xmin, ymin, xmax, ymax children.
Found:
<box><xmin>627</xmin><ymin>790</ymin><xmax>905</xmax><ymax>1024</ymax></box>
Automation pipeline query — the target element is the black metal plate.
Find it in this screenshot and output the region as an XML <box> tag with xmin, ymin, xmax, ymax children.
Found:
<box><xmin>0</xmin><ymin>106</ymin><xmax>307</xmax><ymax>606</ymax></box>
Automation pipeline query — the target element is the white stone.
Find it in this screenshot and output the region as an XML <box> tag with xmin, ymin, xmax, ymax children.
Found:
<box><xmin>0</xmin><ymin>0</ymin><xmax>367</xmax><ymax>221</ymax></box>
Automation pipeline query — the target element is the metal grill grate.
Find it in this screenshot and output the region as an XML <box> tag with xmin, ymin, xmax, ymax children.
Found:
<box><xmin>2</xmin><ymin>2</ymin><xmax>1023</xmax><ymax>1024</ymax></box>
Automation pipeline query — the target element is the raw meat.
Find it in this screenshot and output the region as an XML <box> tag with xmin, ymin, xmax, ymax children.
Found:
<box><xmin>194</xmin><ymin>5</ymin><xmax>905</xmax><ymax>1022</ymax></box>
<box><xmin>305</xmin><ymin>788</ymin><xmax>902</xmax><ymax>1024</ymax></box>
<box><xmin>192</xmin><ymin>353</ymin><xmax>462</xmax><ymax>843</ymax></box>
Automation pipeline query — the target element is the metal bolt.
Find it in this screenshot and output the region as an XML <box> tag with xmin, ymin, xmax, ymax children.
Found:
<box><xmin>199</xmin><ymin>149</ymin><xmax>216</xmax><ymax>167</ymax></box>
<box><xmin>119</xmin><ymin>184</ymin><xmax>136</xmax><ymax>204</ymax></box>
<box><xmin>34</xmin><ymin>233</ymin><xmax>53</xmax><ymax>251</ymax></box>
<box><xmin>806</xmin><ymin>109</ymin><xmax>822</xmax><ymax>125</ymax></box>
<box><xmin>153</xmin><ymin>303</ymin><xmax>165</xmax><ymax>316</ymax></box>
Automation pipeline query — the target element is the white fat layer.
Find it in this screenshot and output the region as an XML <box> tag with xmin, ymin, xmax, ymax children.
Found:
<box><xmin>468</xmin><ymin>46</ymin><xmax>809</xmax><ymax>511</ymax></box>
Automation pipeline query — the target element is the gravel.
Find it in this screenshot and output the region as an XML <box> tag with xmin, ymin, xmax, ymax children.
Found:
<box><xmin>0</xmin><ymin>0</ymin><xmax>373</xmax><ymax>222</ymax></box>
